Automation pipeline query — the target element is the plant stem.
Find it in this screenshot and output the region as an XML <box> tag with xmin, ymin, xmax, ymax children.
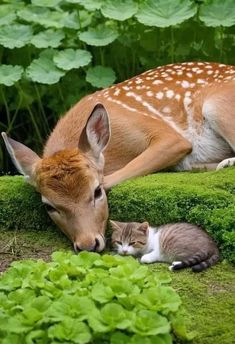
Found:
<box><xmin>170</xmin><ymin>26</ymin><xmax>174</xmax><ymax>63</ymax></box>
<box><xmin>0</xmin><ymin>86</ymin><xmax>10</xmax><ymax>127</ymax></box>
<box><xmin>7</xmin><ymin>90</ymin><xmax>23</xmax><ymax>133</ymax></box>
<box><xmin>16</xmin><ymin>83</ymin><xmax>43</xmax><ymax>143</ymax></box>
<box><xmin>34</xmin><ymin>83</ymin><xmax>50</xmax><ymax>133</ymax></box>
<box><xmin>100</xmin><ymin>48</ymin><xmax>105</xmax><ymax>66</ymax></box>
<box><xmin>219</xmin><ymin>26</ymin><xmax>224</xmax><ymax>61</ymax></box>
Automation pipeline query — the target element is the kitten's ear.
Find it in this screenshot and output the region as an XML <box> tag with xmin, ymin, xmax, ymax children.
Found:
<box><xmin>110</xmin><ymin>220</ymin><xmax>123</xmax><ymax>231</ymax></box>
<box><xmin>138</xmin><ymin>222</ymin><xmax>149</xmax><ymax>234</ymax></box>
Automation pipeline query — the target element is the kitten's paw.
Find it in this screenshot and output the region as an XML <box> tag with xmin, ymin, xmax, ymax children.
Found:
<box><xmin>140</xmin><ymin>255</ymin><xmax>155</xmax><ymax>264</ymax></box>
<box><xmin>169</xmin><ymin>261</ymin><xmax>182</xmax><ymax>271</ymax></box>
<box><xmin>216</xmin><ymin>158</ymin><xmax>235</xmax><ymax>170</ymax></box>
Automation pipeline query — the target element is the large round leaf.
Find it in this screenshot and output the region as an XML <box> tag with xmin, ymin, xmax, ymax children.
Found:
<box><xmin>53</xmin><ymin>49</ymin><xmax>92</xmax><ymax>71</ymax></box>
<box><xmin>79</xmin><ymin>26</ymin><xmax>118</xmax><ymax>46</ymax></box>
<box><xmin>86</xmin><ymin>66</ymin><xmax>116</xmax><ymax>88</ymax></box>
<box><xmin>0</xmin><ymin>65</ymin><xmax>23</xmax><ymax>87</ymax></box>
<box><xmin>136</xmin><ymin>0</ymin><xmax>197</xmax><ymax>27</ymax></box>
<box><xmin>66</xmin><ymin>0</ymin><xmax>103</xmax><ymax>11</ymax></box>
<box><xmin>0</xmin><ymin>24</ymin><xmax>33</xmax><ymax>49</ymax></box>
<box><xmin>26</xmin><ymin>50</ymin><xmax>65</xmax><ymax>85</ymax></box>
<box><xmin>32</xmin><ymin>0</ymin><xmax>62</xmax><ymax>6</ymax></box>
<box><xmin>17</xmin><ymin>5</ymin><xmax>80</xmax><ymax>29</ymax></box>
<box><xmin>0</xmin><ymin>5</ymin><xmax>17</xmax><ymax>26</ymax></box>
<box><xmin>199</xmin><ymin>0</ymin><xmax>235</xmax><ymax>27</ymax></box>
<box><xmin>101</xmin><ymin>0</ymin><xmax>138</xmax><ymax>21</ymax></box>
<box><xmin>31</xmin><ymin>29</ymin><xmax>65</xmax><ymax>48</ymax></box>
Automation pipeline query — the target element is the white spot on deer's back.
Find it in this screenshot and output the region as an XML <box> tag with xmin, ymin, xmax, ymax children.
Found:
<box><xmin>182</xmin><ymin>80</ymin><xmax>190</xmax><ymax>88</ymax></box>
<box><xmin>162</xmin><ymin>106</ymin><xmax>171</xmax><ymax>113</ymax></box>
<box><xmin>114</xmin><ymin>89</ymin><xmax>120</xmax><ymax>96</ymax></box>
<box><xmin>153</xmin><ymin>79</ymin><xmax>163</xmax><ymax>85</ymax></box>
<box><xmin>197</xmin><ymin>79</ymin><xmax>206</xmax><ymax>84</ymax></box>
<box><xmin>146</xmin><ymin>91</ymin><xmax>154</xmax><ymax>97</ymax></box>
<box><xmin>166</xmin><ymin>90</ymin><xmax>174</xmax><ymax>98</ymax></box>
<box><xmin>156</xmin><ymin>91</ymin><xmax>164</xmax><ymax>99</ymax></box>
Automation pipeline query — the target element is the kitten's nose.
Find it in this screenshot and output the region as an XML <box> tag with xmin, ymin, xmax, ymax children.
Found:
<box><xmin>123</xmin><ymin>249</ymin><xmax>128</xmax><ymax>255</ymax></box>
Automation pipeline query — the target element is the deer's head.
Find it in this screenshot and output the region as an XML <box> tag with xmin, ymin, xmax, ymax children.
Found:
<box><xmin>2</xmin><ymin>104</ymin><xmax>110</xmax><ymax>252</ymax></box>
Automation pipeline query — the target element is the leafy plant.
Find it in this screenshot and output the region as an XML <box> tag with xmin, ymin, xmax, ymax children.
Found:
<box><xmin>0</xmin><ymin>251</ymin><xmax>191</xmax><ymax>343</ymax></box>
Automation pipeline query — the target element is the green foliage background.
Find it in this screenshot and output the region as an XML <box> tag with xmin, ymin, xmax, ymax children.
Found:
<box><xmin>0</xmin><ymin>0</ymin><xmax>235</xmax><ymax>172</ymax></box>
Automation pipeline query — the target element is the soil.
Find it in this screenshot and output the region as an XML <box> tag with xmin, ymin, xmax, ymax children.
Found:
<box><xmin>0</xmin><ymin>229</ymin><xmax>71</xmax><ymax>273</ymax></box>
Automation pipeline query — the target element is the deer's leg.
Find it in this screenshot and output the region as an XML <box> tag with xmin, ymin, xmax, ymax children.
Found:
<box><xmin>202</xmin><ymin>83</ymin><xmax>235</xmax><ymax>171</ymax></box>
<box><xmin>104</xmin><ymin>131</ymin><xmax>191</xmax><ymax>189</ymax></box>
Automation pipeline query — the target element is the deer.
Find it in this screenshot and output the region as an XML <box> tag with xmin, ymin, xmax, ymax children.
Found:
<box><xmin>2</xmin><ymin>62</ymin><xmax>235</xmax><ymax>252</ymax></box>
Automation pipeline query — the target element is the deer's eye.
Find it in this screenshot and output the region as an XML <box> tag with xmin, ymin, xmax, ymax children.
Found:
<box><xmin>44</xmin><ymin>203</ymin><xmax>57</xmax><ymax>213</ymax></box>
<box><xmin>94</xmin><ymin>186</ymin><xmax>102</xmax><ymax>199</ymax></box>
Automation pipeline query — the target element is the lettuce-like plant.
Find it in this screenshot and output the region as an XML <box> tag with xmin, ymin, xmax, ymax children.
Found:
<box><xmin>0</xmin><ymin>251</ymin><xmax>191</xmax><ymax>343</ymax></box>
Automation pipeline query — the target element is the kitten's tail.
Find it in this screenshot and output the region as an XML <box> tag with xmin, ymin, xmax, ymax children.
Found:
<box><xmin>170</xmin><ymin>252</ymin><xmax>220</xmax><ymax>272</ymax></box>
<box><xmin>191</xmin><ymin>253</ymin><xmax>220</xmax><ymax>272</ymax></box>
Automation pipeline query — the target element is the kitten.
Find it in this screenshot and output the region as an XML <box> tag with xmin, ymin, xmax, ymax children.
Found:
<box><xmin>110</xmin><ymin>220</ymin><xmax>220</xmax><ymax>272</ymax></box>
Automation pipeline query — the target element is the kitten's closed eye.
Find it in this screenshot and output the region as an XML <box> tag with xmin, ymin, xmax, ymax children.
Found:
<box><xmin>112</xmin><ymin>240</ymin><xmax>122</xmax><ymax>245</ymax></box>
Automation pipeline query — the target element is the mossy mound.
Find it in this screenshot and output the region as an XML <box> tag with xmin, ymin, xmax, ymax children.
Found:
<box><xmin>1</xmin><ymin>168</ymin><xmax>235</xmax><ymax>262</ymax></box>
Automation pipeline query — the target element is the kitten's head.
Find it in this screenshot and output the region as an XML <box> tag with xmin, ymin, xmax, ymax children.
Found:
<box><xmin>110</xmin><ymin>220</ymin><xmax>149</xmax><ymax>256</ymax></box>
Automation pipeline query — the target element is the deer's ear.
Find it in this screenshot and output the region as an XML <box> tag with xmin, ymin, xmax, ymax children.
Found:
<box><xmin>1</xmin><ymin>132</ymin><xmax>41</xmax><ymax>186</ymax></box>
<box><xmin>79</xmin><ymin>104</ymin><xmax>110</xmax><ymax>164</ymax></box>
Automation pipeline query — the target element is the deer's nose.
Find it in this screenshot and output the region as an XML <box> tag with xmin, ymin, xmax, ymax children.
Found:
<box><xmin>74</xmin><ymin>238</ymin><xmax>99</xmax><ymax>253</ymax></box>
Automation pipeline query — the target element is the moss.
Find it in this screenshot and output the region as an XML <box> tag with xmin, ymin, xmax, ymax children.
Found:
<box><xmin>1</xmin><ymin>168</ymin><xmax>235</xmax><ymax>261</ymax></box>
<box><xmin>0</xmin><ymin>176</ymin><xmax>55</xmax><ymax>231</ymax></box>
<box><xmin>149</xmin><ymin>263</ymin><xmax>235</xmax><ymax>344</ymax></box>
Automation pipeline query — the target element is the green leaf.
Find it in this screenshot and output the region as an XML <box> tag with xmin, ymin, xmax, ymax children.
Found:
<box><xmin>66</xmin><ymin>0</ymin><xmax>103</xmax><ymax>11</ymax></box>
<box><xmin>100</xmin><ymin>303</ymin><xmax>131</xmax><ymax>329</ymax></box>
<box><xmin>0</xmin><ymin>5</ymin><xmax>17</xmax><ymax>26</ymax></box>
<box><xmin>199</xmin><ymin>0</ymin><xmax>235</xmax><ymax>27</ymax></box>
<box><xmin>79</xmin><ymin>25</ymin><xmax>119</xmax><ymax>46</ymax></box>
<box><xmin>86</xmin><ymin>66</ymin><xmax>116</xmax><ymax>88</ymax></box>
<box><xmin>32</xmin><ymin>0</ymin><xmax>62</xmax><ymax>6</ymax></box>
<box><xmin>48</xmin><ymin>318</ymin><xmax>91</xmax><ymax>344</ymax></box>
<box><xmin>26</xmin><ymin>50</ymin><xmax>65</xmax><ymax>85</ymax></box>
<box><xmin>91</xmin><ymin>283</ymin><xmax>114</xmax><ymax>303</ymax></box>
<box><xmin>31</xmin><ymin>29</ymin><xmax>65</xmax><ymax>48</ymax></box>
<box><xmin>130</xmin><ymin>333</ymin><xmax>172</xmax><ymax>344</ymax></box>
<box><xmin>136</xmin><ymin>0</ymin><xmax>197</xmax><ymax>27</ymax></box>
<box><xmin>0</xmin><ymin>65</ymin><xmax>23</xmax><ymax>86</ymax></box>
<box><xmin>111</xmin><ymin>332</ymin><xmax>130</xmax><ymax>344</ymax></box>
<box><xmin>17</xmin><ymin>5</ymin><xmax>80</xmax><ymax>29</ymax></box>
<box><xmin>101</xmin><ymin>0</ymin><xmax>138</xmax><ymax>21</ymax></box>
<box><xmin>0</xmin><ymin>24</ymin><xmax>33</xmax><ymax>49</ymax></box>
<box><xmin>53</xmin><ymin>49</ymin><xmax>92</xmax><ymax>71</ymax></box>
<box><xmin>132</xmin><ymin>310</ymin><xmax>170</xmax><ymax>336</ymax></box>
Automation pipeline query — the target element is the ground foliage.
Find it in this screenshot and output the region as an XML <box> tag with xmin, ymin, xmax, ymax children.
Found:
<box><xmin>0</xmin><ymin>251</ymin><xmax>192</xmax><ymax>344</ymax></box>
<box><xmin>0</xmin><ymin>0</ymin><xmax>235</xmax><ymax>171</ymax></box>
